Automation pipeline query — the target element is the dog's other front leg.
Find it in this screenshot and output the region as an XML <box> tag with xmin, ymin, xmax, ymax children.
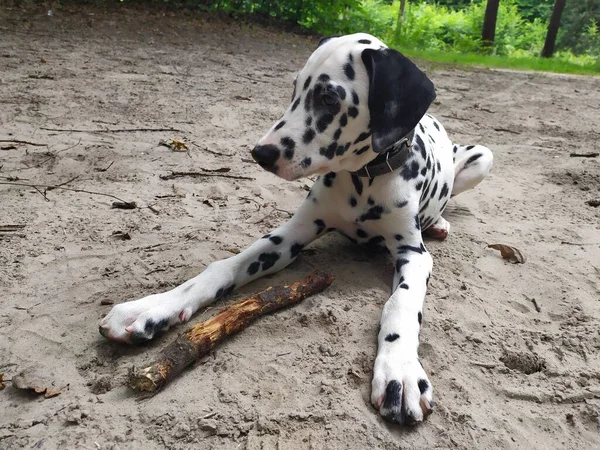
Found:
<box><xmin>100</xmin><ymin>200</ymin><xmax>331</xmax><ymax>343</ymax></box>
<box><xmin>371</xmin><ymin>230</ymin><xmax>435</xmax><ymax>425</ymax></box>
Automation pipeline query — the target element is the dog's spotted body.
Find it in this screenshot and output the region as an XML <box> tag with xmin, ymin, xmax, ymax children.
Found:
<box><xmin>100</xmin><ymin>34</ymin><xmax>493</xmax><ymax>425</ymax></box>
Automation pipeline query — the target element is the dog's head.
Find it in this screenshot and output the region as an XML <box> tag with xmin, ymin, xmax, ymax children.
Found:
<box><xmin>251</xmin><ymin>33</ymin><xmax>436</xmax><ymax>180</ymax></box>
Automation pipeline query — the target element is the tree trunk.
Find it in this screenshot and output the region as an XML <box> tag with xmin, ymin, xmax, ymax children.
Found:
<box><xmin>481</xmin><ymin>0</ymin><xmax>501</xmax><ymax>46</ymax></box>
<box><xmin>395</xmin><ymin>0</ymin><xmax>408</xmax><ymax>41</ymax></box>
<box><xmin>541</xmin><ymin>0</ymin><xmax>567</xmax><ymax>58</ymax></box>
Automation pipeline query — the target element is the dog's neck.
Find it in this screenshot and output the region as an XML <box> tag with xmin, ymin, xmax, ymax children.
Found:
<box><xmin>351</xmin><ymin>128</ymin><xmax>416</xmax><ymax>178</ymax></box>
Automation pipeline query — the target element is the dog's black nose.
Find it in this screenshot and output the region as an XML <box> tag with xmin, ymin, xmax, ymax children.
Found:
<box><xmin>251</xmin><ymin>144</ymin><xmax>280</xmax><ymax>171</ymax></box>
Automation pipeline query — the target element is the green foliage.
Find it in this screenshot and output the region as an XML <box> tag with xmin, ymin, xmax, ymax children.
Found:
<box><xmin>118</xmin><ymin>0</ymin><xmax>599</xmax><ymax>73</ymax></box>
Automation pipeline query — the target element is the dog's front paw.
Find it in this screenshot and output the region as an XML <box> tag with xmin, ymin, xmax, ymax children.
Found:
<box><xmin>99</xmin><ymin>294</ymin><xmax>191</xmax><ymax>344</ymax></box>
<box><xmin>371</xmin><ymin>353</ymin><xmax>434</xmax><ymax>425</ymax></box>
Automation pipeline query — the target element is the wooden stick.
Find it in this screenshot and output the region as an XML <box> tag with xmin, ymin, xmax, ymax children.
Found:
<box><xmin>127</xmin><ymin>271</ymin><xmax>334</xmax><ymax>393</ymax></box>
<box><xmin>159</xmin><ymin>171</ymin><xmax>254</xmax><ymax>181</ymax></box>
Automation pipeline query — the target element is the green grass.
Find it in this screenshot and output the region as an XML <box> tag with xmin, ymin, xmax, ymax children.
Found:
<box><xmin>394</xmin><ymin>47</ymin><xmax>600</xmax><ymax>76</ymax></box>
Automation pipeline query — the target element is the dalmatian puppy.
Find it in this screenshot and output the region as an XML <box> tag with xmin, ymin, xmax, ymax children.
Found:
<box><xmin>100</xmin><ymin>33</ymin><xmax>493</xmax><ymax>425</ymax></box>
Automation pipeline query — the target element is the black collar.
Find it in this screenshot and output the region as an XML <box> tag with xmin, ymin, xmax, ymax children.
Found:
<box><xmin>351</xmin><ymin>129</ymin><xmax>415</xmax><ymax>178</ymax></box>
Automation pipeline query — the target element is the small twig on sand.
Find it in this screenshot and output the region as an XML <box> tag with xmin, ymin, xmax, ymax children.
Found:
<box><xmin>159</xmin><ymin>171</ymin><xmax>254</xmax><ymax>181</ymax></box>
<box><xmin>493</xmin><ymin>128</ymin><xmax>521</xmax><ymax>135</ymax></box>
<box><xmin>470</xmin><ymin>361</ymin><xmax>497</xmax><ymax>369</ymax></box>
<box><xmin>0</xmin><ymin>224</ymin><xmax>26</xmax><ymax>232</ymax></box>
<box><xmin>440</xmin><ymin>114</ymin><xmax>471</xmax><ymax>122</ymax></box>
<box><xmin>0</xmin><ymin>139</ymin><xmax>48</xmax><ymax>147</ymax></box>
<box><xmin>570</xmin><ymin>152</ymin><xmax>599</xmax><ymax>158</ymax></box>
<box><xmin>0</xmin><ymin>180</ymin><xmax>133</xmax><ymax>205</ymax></box>
<box><xmin>95</xmin><ymin>161</ymin><xmax>114</xmax><ymax>172</ymax></box>
<box><xmin>560</xmin><ymin>241</ymin><xmax>599</xmax><ymax>246</ymax></box>
<box><xmin>189</xmin><ymin>141</ymin><xmax>234</xmax><ymax>157</ymax></box>
<box><xmin>126</xmin><ymin>271</ymin><xmax>334</xmax><ymax>394</ymax></box>
<box><xmin>40</xmin><ymin>127</ymin><xmax>184</xmax><ymax>134</ymax></box>
<box><xmin>524</xmin><ymin>295</ymin><xmax>541</xmax><ymax>312</ymax></box>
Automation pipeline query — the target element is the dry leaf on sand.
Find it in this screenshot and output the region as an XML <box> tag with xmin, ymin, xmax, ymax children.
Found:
<box><xmin>159</xmin><ymin>138</ymin><xmax>188</xmax><ymax>152</ymax></box>
<box><xmin>12</xmin><ymin>371</ymin><xmax>62</xmax><ymax>398</ymax></box>
<box><xmin>488</xmin><ymin>244</ymin><xmax>526</xmax><ymax>264</ymax></box>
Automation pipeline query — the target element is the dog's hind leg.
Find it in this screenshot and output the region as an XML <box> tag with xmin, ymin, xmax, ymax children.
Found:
<box><xmin>451</xmin><ymin>144</ymin><xmax>493</xmax><ymax>196</ymax></box>
<box><xmin>99</xmin><ymin>199</ymin><xmax>332</xmax><ymax>343</ymax></box>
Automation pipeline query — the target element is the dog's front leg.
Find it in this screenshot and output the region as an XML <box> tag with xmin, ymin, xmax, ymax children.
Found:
<box><xmin>371</xmin><ymin>231</ymin><xmax>435</xmax><ymax>425</ymax></box>
<box><xmin>100</xmin><ymin>200</ymin><xmax>331</xmax><ymax>343</ymax></box>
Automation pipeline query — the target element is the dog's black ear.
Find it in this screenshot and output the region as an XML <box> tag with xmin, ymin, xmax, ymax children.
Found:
<box><xmin>317</xmin><ymin>35</ymin><xmax>340</xmax><ymax>48</ymax></box>
<box><xmin>361</xmin><ymin>48</ymin><xmax>436</xmax><ymax>153</ymax></box>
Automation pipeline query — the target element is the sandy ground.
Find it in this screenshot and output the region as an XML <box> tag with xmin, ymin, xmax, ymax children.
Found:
<box><xmin>1</xmin><ymin>4</ymin><xmax>599</xmax><ymax>450</ymax></box>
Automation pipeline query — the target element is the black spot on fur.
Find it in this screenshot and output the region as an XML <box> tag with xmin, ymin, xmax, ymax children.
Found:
<box><xmin>349</xmin><ymin>196</ymin><xmax>357</xmax><ymax>207</ymax></box>
<box><xmin>395</xmin><ymin>200</ymin><xmax>408</xmax><ymax>208</ymax></box>
<box><xmin>301</xmin><ymin>157</ymin><xmax>312</xmax><ymax>168</ymax></box>
<box><xmin>258</xmin><ymin>252</ymin><xmax>280</xmax><ymax>271</ymax></box>
<box><xmin>436</xmin><ymin>161</ymin><xmax>441</xmax><ymax>172</ymax></box>
<box><xmin>428</xmin><ymin>134</ymin><xmax>435</xmax><ymax>144</ymax></box>
<box><xmin>215</xmin><ymin>284</ymin><xmax>236</xmax><ymax>300</ymax></box>
<box><xmin>358</xmin><ymin>39</ymin><xmax>371</xmax><ymax>44</ymax></box>
<box><xmin>385</xmin><ymin>333</ymin><xmax>399</xmax><ymax>342</ymax></box>
<box><xmin>317</xmin><ymin>114</ymin><xmax>334</xmax><ymax>133</ymax></box>
<box><xmin>368</xmin><ymin>235</ymin><xmax>385</xmax><ymax>246</ymax></box>
<box><xmin>303</xmin><ymin>76</ymin><xmax>312</xmax><ymax>90</ymax></box>
<box><xmin>339</xmin><ymin>113</ymin><xmax>348</xmax><ymax>127</ymax></box>
<box><xmin>291</xmin><ymin>243</ymin><xmax>304</xmax><ymax>258</ymax></box>
<box><xmin>247</xmin><ymin>261</ymin><xmax>260</xmax><ymax>275</ymax></box>
<box><xmin>343</xmin><ymin>62</ymin><xmax>355</xmax><ymax>80</ymax></box>
<box><xmin>356</xmin><ymin>228</ymin><xmax>368</xmax><ymax>239</ymax></box>
<box><xmin>351</xmin><ymin>174</ymin><xmax>363</xmax><ymax>196</ymax></box>
<box><xmin>304</xmin><ymin>89</ymin><xmax>313</xmax><ymax>112</ymax></box>
<box><xmin>333</xmin><ymin>128</ymin><xmax>342</xmax><ymax>140</ymax></box>
<box><xmin>418</xmin><ymin>378</ymin><xmax>429</xmax><ymax>394</ymax></box>
<box><xmin>401</xmin><ymin>160</ymin><xmax>420</xmax><ymax>181</ymax></box>
<box><xmin>368</xmin><ymin>196</ymin><xmax>375</xmax><ymax>205</ymax></box>
<box><xmin>336</xmin><ymin>145</ymin><xmax>348</xmax><ymax>156</ymax></box>
<box><xmin>291</xmin><ymin>97</ymin><xmax>301</xmax><ymax>112</ymax></box>
<box><xmin>302</xmin><ymin>128</ymin><xmax>316</xmax><ymax>144</ymax></box>
<box><xmin>354</xmin><ymin>132</ymin><xmax>371</xmax><ymax>144</ymax></box>
<box><xmin>352</xmin><ymin>90</ymin><xmax>359</xmax><ymax>105</ymax></box>
<box><xmin>355</xmin><ymin>145</ymin><xmax>370</xmax><ymax>155</ymax></box>
<box><xmin>439</xmin><ymin>182</ymin><xmax>449</xmax><ymax>199</ymax></box>
<box><xmin>420</xmin><ymin>167</ymin><xmax>427</xmax><ymax>176</ymax></box>
<box><xmin>383</xmin><ymin>380</ymin><xmax>402</xmax><ymax>409</ymax></box>
<box><xmin>419</xmin><ymin>123</ymin><xmax>425</xmax><ymax>133</ymax></box>
<box><xmin>418</xmin><ymin>311</ymin><xmax>423</xmax><ymax>325</ymax></box>
<box><xmin>433</xmin><ymin>121</ymin><xmax>440</xmax><ymax>131</ymax></box>
<box><xmin>269</xmin><ymin>236</ymin><xmax>283</xmax><ymax>245</ymax></box>
<box><xmin>394</xmin><ymin>234</ymin><xmax>403</xmax><ymax>241</ymax></box>
<box><xmin>281</xmin><ymin>137</ymin><xmax>296</xmax><ymax>160</ymax></box>
<box><xmin>430</xmin><ymin>181</ymin><xmax>438</xmax><ymax>198</ymax></box>
<box><xmin>400</xmin><ymin>283</ymin><xmax>409</xmax><ymax>290</ymax></box>
<box><xmin>348</xmin><ymin>106</ymin><xmax>359</xmax><ymax>118</ymax></box>
<box><xmin>415</xmin><ymin>181</ymin><xmax>423</xmax><ymax>191</ymax></box>
<box><xmin>466</xmin><ymin>153</ymin><xmax>483</xmax><ymax>165</ymax></box>
<box><xmin>314</xmin><ymin>219</ymin><xmax>326</xmax><ymax>235</ymax></box>
<box><xmin>415</xmin><ymin>134</ymin><xmax>427</xmax><ymax>160</ymax></box>
<box><xmin>305</xmin><ymin>116</ymin><xmax>312</xmax><ymax>127</ymax></box>
<box><xmin>274</xmin><ymin>121</ymin><xmax>286</xmax><ymax>131</ymax></box>
<box><xmin>320</xmin><ymin>142</ymin><xmax>337</xmax><ymax>159</ymax></box>
<box><xmin>335</xmin><ymin>85</ymin><xmax>347</xmax><ymax>100</ymax></box>
<box><xmin>318</xmin><ymin>73</ymin><xmax>330</xmax><ymax>82</ymax></box>
<box><xmin>323</xmin><ymin>171</ymin><xmax>336</xmax><ymax>187</ymax></box>
<box><xmin>395</xmin><ymin>258</ymin><xmax>409</xmax><ymax>273</ymax></box>
<box><xmin>359</xmin><ymin>205</ymin><xmax>384</xmax><ymax>222</ymax></box>
<box><xmin>143</xmin><ymin>318</ymin><xmax>169</xmax><ymax>337</ymax></box>
<box><xmin>414</xmin><ymin>214</ymin><xmax>421</xmax><ymax>230</ymax></box>
<box><xmin>397</xmin><ymin>244</ymin><xmax>424</xmax><ymax>255</ymax></box>
<box><xmin>466</xmin><ymin>145</ymin><xmax>475</xmax><ymax>150</ymax></box>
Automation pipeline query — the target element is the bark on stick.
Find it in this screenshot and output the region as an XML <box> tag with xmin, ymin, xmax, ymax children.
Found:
<box><xmin>127</xmin><ymin>271</ymin><xmax>334</xmax><ymax>393</ymax></box>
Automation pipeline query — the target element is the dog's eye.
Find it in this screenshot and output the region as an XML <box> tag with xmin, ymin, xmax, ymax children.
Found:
<box><xmin>321</xmin><ymin>94</ymin><xmax>338</xmax><ymax>107</ymax></box>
